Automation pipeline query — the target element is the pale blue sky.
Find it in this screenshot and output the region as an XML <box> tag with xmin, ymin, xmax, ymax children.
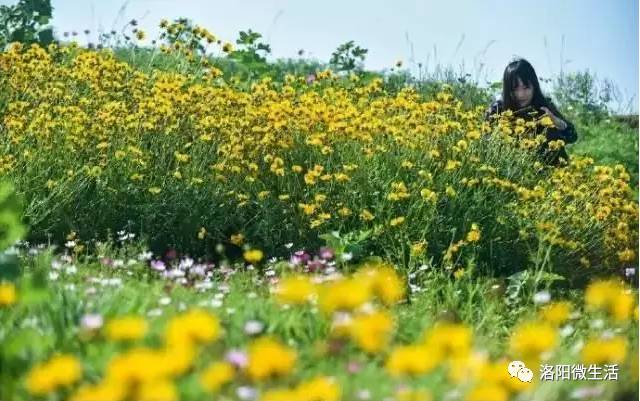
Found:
<box><xmin>8</xmin><ymin>0</ymin><xmax>639</xmax><ymax>111</ymax></box>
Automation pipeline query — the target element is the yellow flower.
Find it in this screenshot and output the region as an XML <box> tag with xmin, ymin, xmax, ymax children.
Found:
<box><xmin>424</xmin><ymin>322</ymin><xmax>472</xmax><ymax>358</ymax></box>
<box><xmin>159</xmin><ymin>344</ymin><xmax>196</xmax><ymax>377</ymax></box>
<box><xmin>105</xmin><ymin>347</ymin><xmax>169</xmax><ymax>385</ymax></box>
<box><xmin>244</xmin><ymin>249</ymin><xmax>264</xmax><ymax>264</ymax></box>
<box><xmin>230</xmin><ymin>233</ymin><xmax>245</xmax><ymax>245</ymax></box>
<box><xmin>0</xmin><ymin>282</ymin><xmax>17</xmax><ymax>306</ymax></box>
<box><xmin>296</xmin><ymin>376</ymin><xmax>341</xmax><ymax>401</ymax></box>
<box><xmin>465</xmin><ymin>383</ymin><xmax>509</xmax><ymax>401</ymax></box>
<box><xmin>134</xmin><ymin>30</ymin><xmax>146</xmax><ymax>41</ymax></box>
<box><xmin>197</xmin><ymin>227</ymin><xmax>207</xmax><ymax>240</ymax></box>
<box><xmin>585</xmin><ymin>279</ymin><xmax>635</xmax><ymax>321</ymax></box>
<box><xmin>466</xmin><ymin>223</ymin><xmax>481</xmax><ymax>242</ymax></box>
<box><xmin>148</xmin><ymin>187</ymin><xmax>162</xmax><ymax>194</ymax></box>
<box><xmin>420</xmin><ymin>188</ymin><xmax>438</xmax><ymax>203</ymax></box>
<box><xmin>355</xmin><ymin>263</ymin><xmax>405</xmax><ymax>306</ymax></box>
<box><xmin>509</xmin><ymin>321</ymin><xmax>557</xmax><ymax>366</ymax></box>
<box><xmin>386</xmin><ymin>345</ymin><xmax>440</xmax><ymax>376</ymax></box>
<box><xmin>445</xmin><ymin>186</ymin><xmax>457</xmax><ymax>197</ymax></box>
<box><xmin>135</xmin><ymin>380</ymin><xmax>177</xmax><ymax>401</ymax></box>
<box><xmin>247</xmin><ymin>337</ymin><xmax>297</xmax><ymax>381</ymax></box>
<box><xmin>105</xmin><ymin>316</ymin><xmax>148</xmax><ymax>341</ymax></box>
<box><xmin>200</xmin><ymin>361</ymin><xmax>234</xmax><ymax>393</ymax></box>
<box><xmin>165</xmin><ymin>309</ymin><xmax>222</xmax><ymax>347</ymax></box>
<box><xmin>69</xmin><ymin>380</ymin><xmax>125</xmax><ymax>401</ymax></box>
<box><xmin>390</xmin><ymin>216</ymin><xmax>406</xmax><ymax>227</ymax></box>
<box><xmin>319</xmin><ymin>278</ymin><xmax>372</xmax><ymax>314</ymax></box>
<box><xmin>539</xmin><ymin>301</ymin><xmax>572</xmax><ymax>326</ymax></box>
<box><xmin>26</xmin><ymin>354</ymin><xmax>82</xmax><ymax>396</ymax></box>
<box><xmin>359</xmin><ymin>209</ymin><xmax>375</xmax><ymax>221</ymax></box>
<box><xmin>274</xmin><ymin>275</ymin><xmax>317</xmax><ymax>305</ymax></box>
<box><xmin>410</xmin><ymin>241</ymin><xmax>427</xmax><ymax>256</ymax></box>
<box><xmin>349</xmin><ymin>310</ymin><xmax>394</xmax><ymax>353</ymax></box>
<box><xmin>581</xmin><ymin>336</ymin><xmax>627</xmax><ymax>365</ymax></box>
<box><xmin>222</xmin><ymin>42</ymin><xmax>234</xmax><ymax>53</ymax></box>
<box><xmin>261</xmin><ymin>388</ymin><xmax>300</xmax><ymax>401</ymax></box>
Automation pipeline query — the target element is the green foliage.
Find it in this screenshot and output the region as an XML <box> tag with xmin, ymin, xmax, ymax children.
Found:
<box><xmin>0</xmin><ymin>0</ymin><xmax>53</xmax><ymax>49</ymax></box>
<box><xmin>227</xmin><ymin>29</ymin><xmax>272</xmax><ymax>79</ymax></box>
<box><xmin>0</xmin><ymin>182</ymin><xmax>25</xmax><ymax>253</ymax></box>
<box><xmin>552</xmin><ymin>71</ymin><xmax>617</xmax><ymax>125</ymax></box>
<box><xmin>330</xmin><ymin>40</ymin><xmax>368</xmax><ymax>73</ymax></box>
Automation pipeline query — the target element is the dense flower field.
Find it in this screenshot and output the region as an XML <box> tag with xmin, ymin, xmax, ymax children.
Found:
<box><xmin>0</xmin><ymin>22</ymin><xmax>638</xmax><ymax>401</ymax></box>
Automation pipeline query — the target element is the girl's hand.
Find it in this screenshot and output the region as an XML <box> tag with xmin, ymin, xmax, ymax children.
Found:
<box><xmin>540</xmin><ymin>107</ymin><xmax>568</xmax><ymax>130</ymax></box>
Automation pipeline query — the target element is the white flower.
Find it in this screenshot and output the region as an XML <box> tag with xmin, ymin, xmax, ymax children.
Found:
<box><xmin>179</xmin><ymin>257</ymin><xmax>194</xmax><ymax>270</ymax></box>
<box><xmin>65</xmin><ymin>240</ymin><xmax>76</xmax><ymax>248</ymax></box>
<box><xmin>147</xmin><ymin>308</ymin><xmax>163</xmax><ymax>317</ymax></box>
<box><xmin>284</xmin><ymin>243</ymin><xmax>294</xmax><ymax>249</ymax></box>
<box><xmin>112</xmin><ymin>259</ymin><xmax>124</xmax><ymax>268</ymax></box>
<box><xmin>107</xmin><ymin>278</ymin><xmax>122</xmax><ymax>287</ymax></box>
<box><xmin>159</xmin><ymin>297</ymin><xmax>171</xmax><ymax>306</ymax></box>
<box><xmin>49</xmin><ymin>271</ymin><xmax>59</xmax><ymax>281</ymax></box>
<box><xmin>65</xmin><ymin>265</ymin><xmax>77</xmax><ymax>275</ymax></box>
<box><xmin>81</xmin><ymin>314</ymin><xmax>104</xmax><ymax>331</ymax></box>
<box><xmin>560</xmin><ymin>325</ymin><xmax>574</xmax><ymax>338</ymax></box>
<box><xmin>138</xmin><ymin>251</ymin><xmax>153</xmax><ymax>261</ymax></box>
<box><xmin>243</xmin><ymin>320</ymin><xmax>264</xmax><ymax>335</ymax></box>
<box><xmin>236</xmin><ymin>386</ymin><xmax>257</xmax><ymax>401</ymax></box>
<box><xmin>533</xmin><ymin>290</ymin><xmax>551</xmax><ymax>305</ymax></box>
<box><xmin>194</xmin><ymin>281</ymin><xmax>214</xmax><ymax>291</ymax></box>
<box><xmin>210</xmin><ymin>299</ymin><xmax>223</xmax><ymax>308</ymax></box>
<box><xmin>341</xmin><ymin>252</ymin><xmax>353</xmax><ymax>261</ymax></box>
<box><xmin>51</xmin><ymin>260</ymin><xmax>62</xmax><ymax>270</ymax></box>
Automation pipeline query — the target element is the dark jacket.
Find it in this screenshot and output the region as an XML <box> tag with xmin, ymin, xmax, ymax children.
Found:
<box><xmin>484</xmin><ymin>98</ymin><xmax>578</xmax><ymax>166</ymax></box>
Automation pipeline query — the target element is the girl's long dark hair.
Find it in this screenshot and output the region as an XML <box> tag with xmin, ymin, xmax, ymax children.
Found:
<box><xmin>502</xmin><ymin>58</ymin><xmax>547</xmax><ymax>111</ymax></box>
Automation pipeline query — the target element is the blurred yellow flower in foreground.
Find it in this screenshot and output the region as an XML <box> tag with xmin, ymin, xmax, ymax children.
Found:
<box><xmin>386</xmin><ymin>344</ymin><xmax>440</xmax><ymax>376</ymax></box>
<box><xmin>539</xmin><ymin>301</ymin><xmax>572</xmax><ymax>326</ymax></box>
<box><xmin>200</xmin><ymin>361</ymin><xmax>234</xmax><ymax>393</ymax></box>
<box><xmin>105</xmin><ymin>316</ymin><xmax>148</xmax><ymax>341</ymax></box>
<box><xmin>349</xmin><ymin>310</ymin><xmax>394</xmax><ymax>353</ymax></box>
<box><xmin>509</xmin><ymin>321</ymin><xmax>557</xmax><ymax>366</ymax></box>
<box><xmin>165</xmin><ymin>309</ymin><xmax>222</xmax><ymax>347</ymax></box>
<box><xmin>26</xmin><ymin>354</ymin><xmax>82</xmax><ymax>396</ymax></box>
<box><xmin>274</xmin><ymin>275</ymin><xmax>317</xmax><ymax>305</ymax></box>
<box><xmin>581</xmin><ymin>336</ymin><xmax>627</xmax><ymax>365</ymax></box>
<box><xmin>0</xmin><ymin>281</ymin><xmax>17</xmax><ymax>306</ymax></box>
<box><xmin>319</xmin><ymin>278</ymin><xmax>371</xmax><ymax>314</ymax></box>
<box><xmin>585</xmin><ymin>279</ymin><xmax>635</xmax><ymax>321</ymax></box>
<box><xmin>247</xmin><ymin>337</ymin><xmax>297</xmax><ymax>381</ymax></box>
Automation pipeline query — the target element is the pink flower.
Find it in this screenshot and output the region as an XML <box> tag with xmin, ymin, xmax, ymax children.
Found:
<box><xmin>347</xmin><ymin>360</ymin><xmax>361</xmax><ymax>374</ymax></box>
<box><xmin>290</xmin><ymin>250</ymin><xmax>310</xmax><ymax>266</ymax></box>
<box><xmin>225</xmin><ymin>349</ymin><xmax>248</xmax><ymax>368</ymax></box>
<box><xmin>319</xmin><ymin>247</ymin><xmax>334</xmax><ymax>260</ymax></box>
<box><xmin>306</xmin><ymin>74</ymin><xmax>316</xmax><ymax>85</ymax></box>
<box><xmin>150</xmin><ymin>260</ymin><xmax>166</xmax><ymax>271</ymax></box>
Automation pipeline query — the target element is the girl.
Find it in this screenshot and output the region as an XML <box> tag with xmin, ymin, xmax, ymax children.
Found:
<box><xmin>485</xmin><ymin>58</ymin><xmax>578</xmax><ymax>166</ymax></box>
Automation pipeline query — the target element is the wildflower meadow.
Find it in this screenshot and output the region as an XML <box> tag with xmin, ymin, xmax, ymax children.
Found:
<box><xmin>0</xmin><ymin>9</ymin><xmax>638</xmax><ymax>401</ymax></box>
